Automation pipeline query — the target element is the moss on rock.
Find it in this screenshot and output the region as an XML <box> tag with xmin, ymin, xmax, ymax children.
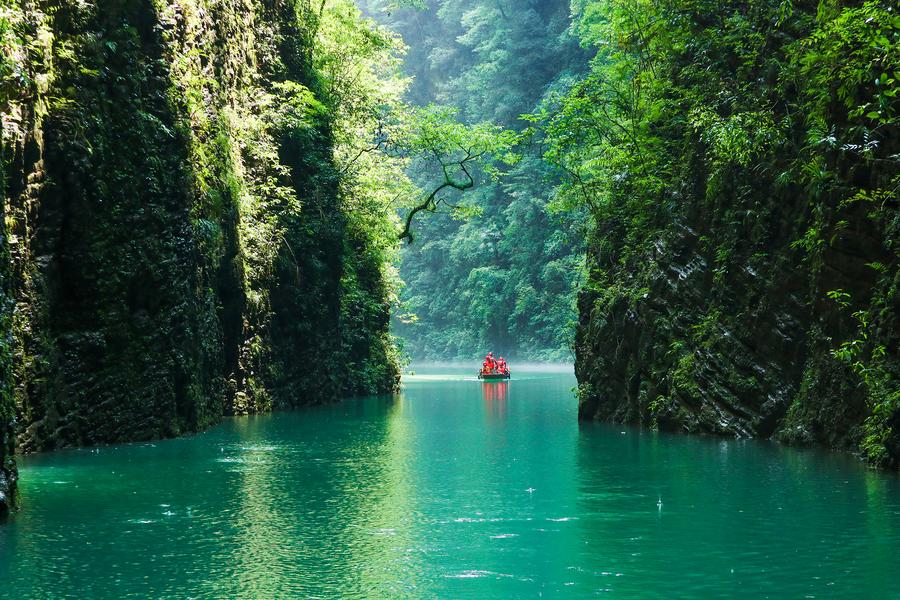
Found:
<box><xmin>572</xmin><ymin>0</ymin><xmax>899</xmax><ymax>467</ymax></box>
<box><xmin>0</xmin><ymin>0</ymin><xmax>400</xmax><ymax>506</ymax></box>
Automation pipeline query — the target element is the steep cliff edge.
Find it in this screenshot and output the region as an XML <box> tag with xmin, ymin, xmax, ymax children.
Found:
<box><xmin>0</xmin><ymin>0</ymin><xmax>400</xmax><ymax>510</ymax></box>
<box><xmin>572</xmin><ymin>1</ymin><xmax>899</xmax><ymax>466</ymax></box>
<box><xmin>0</xmin><ymin>181</ymin><xmax>13</xmax><ymax>514</ymax></box>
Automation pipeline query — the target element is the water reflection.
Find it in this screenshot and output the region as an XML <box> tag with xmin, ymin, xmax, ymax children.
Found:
<box><xmin>574</xmin><ymin>422</ymin><xmax>900</xmax><ymax>598</ymax></box>
<box><xmin>342</xmin><ymin>396</ymin><xmax>424</xmax><ymax>597</ymax></box>
<box><xmin>223</xmin><ymin>417</ymin><xmax>296</xmax><ymax>597</ymax></box>
<box><xmin>482</xmin><ymin>381</ymin><xmax>508</xmax><ymax>420</ymax></box>
<box><xmin>3</xmin><ymin>368</ymin><xmax>900</xmax><ymax>599</ymax></box>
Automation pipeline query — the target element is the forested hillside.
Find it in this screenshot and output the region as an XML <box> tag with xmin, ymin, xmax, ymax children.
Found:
<box><xmin>363</xmin><ymin>0</ymin><xmax>898</xmax><ymax>469</ymax></box>
<box><xmin>364</xmin><ymin>0</ymin><xmax>589</xmax><ymax>361</ymax></box>
<box><xmin>0</xmin><ymin>0</ymin><xmax>406</xmax><ymax>512</ymax></box>
<box><xmin>539</xmin><ymin>0</ymin><xmax>899</xmax><ymax>466</ymax></box>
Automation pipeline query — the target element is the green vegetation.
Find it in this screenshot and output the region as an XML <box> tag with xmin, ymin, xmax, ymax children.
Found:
<box><xmin>364</xmin><ymin>0</ymin><xmax>588</xmax><ymax>361</ymax></box>
<box><xmin>364</xmin><ymin>0</ymin><xmax>897</xmax><ymax>467</ymax></box>
<box><xmin>547</xmin><ymin>0</ymin><xmax>898</xmax><ymax>466</ymax></box>
<box><xmin>0</xmin><ymin>0</ymin><xmax>426</xmax><ymax>510</ymax></box>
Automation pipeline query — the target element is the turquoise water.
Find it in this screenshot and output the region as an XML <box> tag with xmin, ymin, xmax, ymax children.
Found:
<box><xmin>2</xmin><ymin>366</ymin><xmax>900</xmax><ymax>598</ymax></box>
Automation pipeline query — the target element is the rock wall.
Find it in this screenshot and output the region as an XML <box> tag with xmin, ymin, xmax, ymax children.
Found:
<box><xmin>0</xmin><ymin>173</ymin><xmax>13</xmax><ymax>514</ymax></box>
<box><xmin>0</xmin><ymin>0</ymin><xmax>400</xmax><ymax>510</ymax></box>
<box><xmin>574</xmin><ymin>0</ymin><xmax>899</xmax><ymax>467</ymax></box>
<box><xmin>576</xmin><ymin>172</ymin><xmax>898</xmax><ymax>458</ymax></box>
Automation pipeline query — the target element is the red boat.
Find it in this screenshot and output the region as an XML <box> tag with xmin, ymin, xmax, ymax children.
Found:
<box><xmin>478</xmin><ymin>366</ymin><xmax>510</xmax><ymax>380</ymax></box>
<box><xmin>479</xmin><ymin>352</ymin><xmax>510</xmax><ymax>380</ymax></box>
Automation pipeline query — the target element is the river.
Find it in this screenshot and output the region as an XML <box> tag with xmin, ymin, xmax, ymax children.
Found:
<box><xmin>1</xmin><ymin>365</ymin><xmax>899</xmax><ymax>598</ymax></box>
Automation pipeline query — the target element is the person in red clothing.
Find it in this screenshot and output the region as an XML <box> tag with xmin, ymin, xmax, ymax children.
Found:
<box><xmin>497</xmin><ymin>357</ymin><xmax>508</xmax><ymax>375</ymax></box>
<box><xmin>484</xmin><ymin>352</ymin><xmax>496</xmax><ymax>373</ymax></box>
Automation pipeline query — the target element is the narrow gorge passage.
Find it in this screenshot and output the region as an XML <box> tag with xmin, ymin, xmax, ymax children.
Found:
<box><xmin>1</xmin><ymin>0</ymin><xmax>898</xmax><ymax>597</ymax></box>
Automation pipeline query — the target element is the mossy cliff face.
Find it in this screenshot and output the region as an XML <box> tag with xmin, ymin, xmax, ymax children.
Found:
<box><xmin>4</xmin><ymin>0</ymin><xmax>227</xmax><ymax>454</ymax></box>
<box><xmin>0</xmin><ymin>0</ymin><xmax>399</xmax><ymax>509</ymax></box>
<box><xmin>573</xmin><ymin>1</ymin><xmax>899</xmax><ymax>467</ymax></box>
<box><xmin>0</xmin><ymin>170</ymin><xmax>13</xmax><ymax>514</ymax></box>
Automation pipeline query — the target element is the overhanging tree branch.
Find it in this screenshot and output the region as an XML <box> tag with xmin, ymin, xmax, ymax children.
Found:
<box><xmin>398</xmin><ymin>151</ymin><xmax>478</xmax><ymax>244</ymax></box>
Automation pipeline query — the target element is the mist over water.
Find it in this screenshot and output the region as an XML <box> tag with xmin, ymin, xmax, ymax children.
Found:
<box><xmin>407</xmin><ymin>361</ymin><xmax>574</xmax><ymax>373</ymax></box>
<box><xmin>2</xmin><ymin>365</ymin><xmax>899</xmax><ymax>598</ymax></box>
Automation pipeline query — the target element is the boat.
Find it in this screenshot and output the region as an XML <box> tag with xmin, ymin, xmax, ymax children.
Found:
<box><xmin>478</xmin><ymin>370</ymin><xmax>510</xmax><ymax>381</ymax></box>
<box><xmin>478</xmin><ymin>352</ymin><xmax>510</xmax><ymax>380</ymax></box>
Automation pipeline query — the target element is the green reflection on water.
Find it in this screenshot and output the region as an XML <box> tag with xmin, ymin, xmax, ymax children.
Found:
<box><xmin>1</xmin><ymin>366</ymin><xmax>899</xmax><ymax>598</ymax></box>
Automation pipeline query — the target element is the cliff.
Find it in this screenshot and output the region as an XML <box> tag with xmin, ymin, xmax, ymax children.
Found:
<box><xmin>0</xmin><ymin>172</ymin><xmax>13</xmax><ymax>514</ymax></box>
<box><xmin>0</xmin><ymin>0</ymin><xmax>400</xmax><ymax>512</ymax></box>
<box><xmin>573</xmin><ymin>0</ymin><xmax>899</xmax><ymax>466</ymax></box>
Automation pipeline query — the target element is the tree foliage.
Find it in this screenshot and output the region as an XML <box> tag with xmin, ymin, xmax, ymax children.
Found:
<box><xmin>362</xmin><ymin>0</ymin><xmax>588</xmax><ymax>361</ymax></box>
<box><xmin>541</xmin><ymin>0</ymin><xmax>898</xmax><ymax>465</ymax></box>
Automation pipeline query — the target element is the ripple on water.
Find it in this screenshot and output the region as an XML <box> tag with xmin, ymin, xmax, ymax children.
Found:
<box><xmin>371</xmin><ymin>528</ymin><xmax>396</xmax><ymax>536</ymax></box>
<box><xmin>5</xmin><ymin>368</ymin><xmax>900</xmax><ymax>599</ymax></box>
<box><xmin>444</xmin><ymin>570</ymin><xmax>515</xmax><ymax>579</ymax></box>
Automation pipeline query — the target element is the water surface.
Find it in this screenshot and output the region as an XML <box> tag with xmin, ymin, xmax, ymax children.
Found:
<box><xmin>2</xmin><ymin>366</ymin><xmax>899</xmax><ymax>598</ymax></box>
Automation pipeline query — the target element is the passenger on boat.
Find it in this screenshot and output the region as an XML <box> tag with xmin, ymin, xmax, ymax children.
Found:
<box><xmin>497</xmin><ymin>357</ymin><xmax>508</xmax><ymax>374</ymax></box>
